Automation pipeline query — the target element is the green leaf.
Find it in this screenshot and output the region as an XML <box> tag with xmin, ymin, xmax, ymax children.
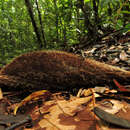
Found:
<box><xmin>84</xmin><ymin>0</ymin><xmax>90</xmax><ymax>2</ymax></box>
<box><xmin>121</xmin><ymin>10</ymin><xmax>130</xmax><ymax>14</ymax></box>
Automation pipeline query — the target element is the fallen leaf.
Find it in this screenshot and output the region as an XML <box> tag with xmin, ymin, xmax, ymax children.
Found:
<box><xmin>77</xmin><ymin>88</ymin><xmax>92</xmax><ymax>97</ymax></box>
<box><xmin>119</xmin><ymin>50</ymin><xmax>128</xmax><ymax>61</ymax></box>
<box><xmin>0</xmin><ymin>88</ymin><xmax>3</xmax><ymax>99</ymax></box>
<box><xmin>97</xmin><ymin>99</ymin><xmax>124</xmax><ymax>114</ymax></box>
<box><xmin>111</xmin><ymin>58</ymin><xmax>120</xmax><ymax>64</ymax></box>
<box><xmin>30</xmin><ymin>96</ymin><xmax>97</xmax><ymax>130</ymax></box>
<box><xmin>94</xmin><ymin>87</ymin><xmax>106</xmax><ymax>93</ymax></box>
<box><xmin>14</xmin><ymin>90</ymin><xmax>51</xmax><ymax>115</ymax></box>
<box><xmin>94</xmin><ymin>107</ymin><xmax>130</xmax><ymax>129</ymax></box>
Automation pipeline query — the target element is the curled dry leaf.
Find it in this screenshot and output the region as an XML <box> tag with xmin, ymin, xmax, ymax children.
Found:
<box><xmin>77</xmin><ymin>88</ymin><xmax>92</xmax><ymax>97</ymax></box>
<box><xmin>94</xmin><ymin>107</ymin><xmax>130</xmax><ymax>129</ymax></box>
<box><xmin>14</xmin><ymin>90</ymin><xmax>51</xmax><ymax>115</ymax></box>
<box><xmin>97</xmin><ymin>99</ymin><xmax>125</xmax><ymax>114</ymax></box>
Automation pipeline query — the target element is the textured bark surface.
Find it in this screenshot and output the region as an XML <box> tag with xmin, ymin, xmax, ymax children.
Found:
<box><xmin>0</xmin><ymin>51</ymin><xmax>130</xmax><ymax>92</ymax></box>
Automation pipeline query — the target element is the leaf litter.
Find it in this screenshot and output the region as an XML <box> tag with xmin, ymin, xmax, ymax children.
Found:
<box><xmin>0</xmin><ymin>32</ymin><xmax>130</xmax><ymax>130</ymax></box>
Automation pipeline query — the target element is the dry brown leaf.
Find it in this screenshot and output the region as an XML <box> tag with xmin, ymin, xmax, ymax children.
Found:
<box><xmin>109</xmin><ymin>45</ymin><xmax>115</xmax><ymax>50</ymax></box>
<box><xmin>119</xmin><ymin>50</ymin><xmax>128</xmax><ymax>61</ymax></box>
<box><xmin>96</xmin><ymin>99</ymin><xmax>125</xmax><ymax>114</ymax></box>
<box><xmin>77</xmin><ymin>88</ymin><xmax>92</xmax><ymax>97</ymax></box>
<box><xmin>95</xmin><ymin>100</ymin><xmax>127</xmax><ymax>130</ymax></box>
<box><xmin>0</xmin><ymin>88</ymin><xmax>3</xmax><ymax>99</ymax></box>
<box><xmin>111</xmin><ymin>58</ymin><xmax>120</xmax><ymax>64</ymax></box>
<box><xmin>56</xmin><ymin>96</ymin><xmax>93</xmax><ymax>116</ymax></box>
<box><xmin>84</xmin><ymin>48</ymin><xmax>97</xmax><ymax>56</ymax></box>
<box><xmin>117</xmin><ymin>45</ymin><xmax>123</xmax><ymax>49</ymax></box>
<box><xmin>94</xmin><ymin>87</ymin><xmax>106</xmax><ymax>93</ymax></box>
<box><xmin>14</xmin><ymin>90</ymin><xmax>51</xmax><ymax>115</ymax></box>
<box><xmin>28</xmin><ymin>96</ymin><xmax>97</xmax><ymax>130</ymax></box>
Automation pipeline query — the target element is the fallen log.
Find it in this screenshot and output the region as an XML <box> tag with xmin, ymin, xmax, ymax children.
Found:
<box><xmin>0</xmin><ymin>51</ymin><xmax>129</xmax><ymax>92</ymax></box>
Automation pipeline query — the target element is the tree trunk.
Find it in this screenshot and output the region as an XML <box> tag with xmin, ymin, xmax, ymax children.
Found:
<box><xmin>24</xmin><ymin>0</ymin><xmax>43</xmax><ymax>48</ymax></box>
<box><xmin>53</xmin><ymin>0</ymin><xmax>59</xmax><ymax>42</ymax></box>
<box><xmin>35</xmin><ymin>0</ymin><xmax>47</xmax><ymax>48</ymax></box>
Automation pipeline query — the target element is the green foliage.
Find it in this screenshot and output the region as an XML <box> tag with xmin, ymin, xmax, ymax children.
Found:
<box><xmin>0</xmin><ymin>0</ymin><xmax>129</xmax><ymax>67</ymax></box>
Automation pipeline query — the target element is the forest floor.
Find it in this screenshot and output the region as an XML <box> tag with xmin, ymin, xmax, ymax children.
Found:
<box><xmin>79</xmin><ymin>32</ymin><xmax>130</xmax><ymax>71</ymax></box>
<box><xmin>0</xmin><ymin>32</ymin><xmax>130</xmax><ymax>130</ymax></box>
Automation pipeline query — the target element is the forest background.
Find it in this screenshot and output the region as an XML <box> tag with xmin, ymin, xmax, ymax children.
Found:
<box><xmin>0</xmin><ymin>0</ymin><xmax>129</xmax><ymax>67</ymax></box>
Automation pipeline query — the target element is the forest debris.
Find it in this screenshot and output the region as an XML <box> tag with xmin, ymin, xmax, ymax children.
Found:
<box><xmin>0</xmin><ymin>114</ymin><xmax>32</xmax><ymax>130</ymax></box>
<box><xmin>14</xmin><ymin>90</ymin><xmax>51</xmax><ymax>115</ymax></box>
<box><xmin>2</xmin><ymin>87</ymin><xmax>130</xmax><ymax>129</ymax></box>
<box><xmin>96</xmin><ymin>99</ymin><xmax>124</xmax><ymax>114</ymax></box>
<box><xmin>93</xmin><ymin>87</ymin><xmax>106</xmax><ymax>93</ymax></box>
<box><xmin>111</xmin><ymin>58</ymin><xmax>120</xmax><ymax>64</ymax></box>
<box><xmin>56</xmin><ymin>96</ymin><xmax>93</xmax><ymax>116</ymax></box>
<box><xmin>77</xmin><ymin>88</ymin><xmax>92</xmax><ymax>97</ymax></box>
<box><xmin>119</xmin><ymin>50</ymin><xmax>128</xmax><ymax>61</ymax></box>
<box><xmin>76</xmin><ymin>88</ymin><xmax>84</xmax><ymax>97</ymax></box>
<box><xmin>0</xmin><ymin>114</ymin><xmax>29</xmax><ymax>125</ymax></box>
<box><xmin>0</xmin><ymin>98</ymin><xmax>6</xmax><ymax>130</ymax></box>
<box><xmin>5</xmin><ymin>115</ymin><xmax>32</xmax><ymax>130</ymax></box>
<box><xmin>93</xmin><ymin>107</ymin><xmax>130</xmax><ymax>129</ymax></box>
<box><xmin>0</xmin><ymin>88</ymin><xmax>3</xmax><ymax>99</ymax></box>
<box><xmin>113</xmin><ymin>79</ymin><xmax>128</xmax><ymax>92</ymax></box>
<box><xmin>0</xmin><ymin>51</ymin><xmax>130</xmax><ymax>93</ymax></box>
<box><xmin>84</xmin><ymin>48</ymin><xmax>97</xmax><ymax>55</ymax></box>
<box><xmin>28</xmin><ymin>95</ymin><xmax>96</xmax><ymax>130</ymax></box>
<box><xmin>109</xmin><ymin>45</ymin><xmax>115</xmax><ymax>50</ymax></box>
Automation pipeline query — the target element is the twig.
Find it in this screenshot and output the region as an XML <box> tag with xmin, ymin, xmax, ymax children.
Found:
<box><xmin>5</xmin><ymin>115</ymin><xmax>32</xmax><ymax>130</ymax></box>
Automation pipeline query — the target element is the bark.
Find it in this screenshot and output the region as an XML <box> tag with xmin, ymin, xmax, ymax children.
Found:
<box><xmin>35</xmin><ymin>0</ymin><xmax>47</xmax><ymax>48</ymax></box>
<box><xmin>53</xmin><ymin>0</ymin><xmax>59</xmax><ymax>42</ymax></box>
<box><xmin>0</xmin><ymin>51</ymin><xmax>129</xmax><ymax>92</ymax></box>
<box><xmin>77</xmin><ymin>0</ymin><xmax>100</xmax><ymax>43</ymax></box>
<box><xmin>24</xmin><ymin>0</ymin><xmax>43</xmax><ymax>48</ymax></box>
